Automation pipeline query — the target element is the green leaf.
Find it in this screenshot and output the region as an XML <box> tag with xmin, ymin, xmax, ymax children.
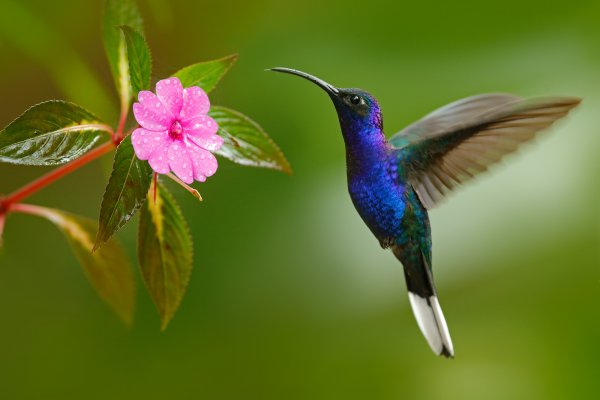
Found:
<box><xmin>173</xmin><ymin>54</ymin><xmax>237</xmax><ymax>93</ymax></box>
<box><xmin>120</xmin><ymin>25</ymin><xmax>152</xmax><ymax>94</ymax></box>
<box><xmin>95</xmin><ymin>135</ymin><xmax>153</xmax><ymax>251</ymax></box>
<box><xmin>138</xmin><ymin>181</ymin><xmax>193</xmax><ymax>330</ymax></box>
<box><xmin>103</xmin><ymin>0</ymin><xmax>143</xmax><ymax>108</ymax></box>
<box><xmin>209</xmin><ymin>106</ymin><xmax>292</xmax><ymax>174</ymax></box>
<box><xmin>0</xmin><ymin>100</ymin><xmax>111</xmax><ymax>165</ymax></box>
<box><xmin>30</xmin><ymin>206</ymin><xmax>135</xmax><ymax>325</ymax></box>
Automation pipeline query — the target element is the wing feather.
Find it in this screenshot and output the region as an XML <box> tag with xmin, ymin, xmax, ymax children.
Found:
<box><xmin>392</xmin><ymin>95</ymin><xmax>581</xmax><ymax>209</ymax></box>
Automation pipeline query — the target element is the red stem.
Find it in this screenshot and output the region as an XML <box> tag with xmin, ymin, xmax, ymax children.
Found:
<box><xmin>0</xmin><ymin>212</ymin><xmax>5</xmax><ymax>245</ymax></box>
<box><xmin>115</xmin><ymin>103</ymin><xmax>129</xmax><ymax>142</ymax></box>
<box><xmin>1</xmin><ymin>140</ymin><xmax>115</xmax><ymax>209</ymax></box>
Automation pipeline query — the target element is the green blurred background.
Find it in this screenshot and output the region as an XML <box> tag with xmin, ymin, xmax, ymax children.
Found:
<box><xmin>0</xmin><ymin>0</ymin><xmax>598</xmax><ymax>399</ymax></box>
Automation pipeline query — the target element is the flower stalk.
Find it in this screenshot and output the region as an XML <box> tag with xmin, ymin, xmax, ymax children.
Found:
<box><xmin>0</xmin><ymin>212</ymin><xmax>5</xmax><ymax>246</ymax></box>
<box><xmin>166</xmin><ymin>172</ymin><xmax>203</xmax><ymax>201</ymax></box>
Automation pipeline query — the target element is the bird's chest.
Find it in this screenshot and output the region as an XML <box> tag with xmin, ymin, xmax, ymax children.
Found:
<box><xmin>347</xmin><ymin>163</ymin><xmax>406</xmax><ymax>241</ymax></box>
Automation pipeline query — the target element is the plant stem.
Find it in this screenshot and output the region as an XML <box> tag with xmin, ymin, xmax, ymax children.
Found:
<box><xmin>166</xmin><ymin>172</ymin><xmax>203</xmax><ymax>201</ymax></box>
<box><xmin>9</xmin><ymin>203</ymin><xmax>54</xmax><ymax>219</ymax></box>
<box><xmin>0</xmin><ymin>212</ymin><xmax>5</xmax><ymax>246</ymax></box>
<box><xmin>115</xmin><ymin>103</ymin><xmax>129</xmax><ymax>141</ymax></box>
<box><xmin>1</xmin><ymin>141</ymin><xmax>115</xmax><ymax>209</ymax></box>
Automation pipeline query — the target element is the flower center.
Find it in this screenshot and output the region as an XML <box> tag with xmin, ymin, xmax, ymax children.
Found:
<box><xmin>168</xmin><ymin>121</ymin><xmax>183</xmax><ymax>139</ymax></box>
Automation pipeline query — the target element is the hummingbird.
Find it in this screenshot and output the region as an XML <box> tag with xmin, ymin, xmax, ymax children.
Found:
<box><xmin>270</xmin><ymin>67</ymin><xmax>580</xmax><ymax>358</ymax></box>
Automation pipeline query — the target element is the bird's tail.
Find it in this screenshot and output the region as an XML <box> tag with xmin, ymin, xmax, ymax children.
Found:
<box><xmin>392</xmin><ymin>246</ymin><xmax>454</xmax><ymax>358</ymax></box>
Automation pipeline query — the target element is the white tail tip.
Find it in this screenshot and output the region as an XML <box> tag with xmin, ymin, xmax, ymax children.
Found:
<box><xmin>408</xmin><ymin>292</ymin><xmax>454</xmax><ymax>357</ymax></box>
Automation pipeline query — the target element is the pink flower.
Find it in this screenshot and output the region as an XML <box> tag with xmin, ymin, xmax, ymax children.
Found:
<box><xmin>131</xmin><ymin>77</ymin><xmax>222</xmax><ymax>184</ymax></box>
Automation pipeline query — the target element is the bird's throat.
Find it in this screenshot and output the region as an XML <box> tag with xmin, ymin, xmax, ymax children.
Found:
<box><xmin>341</xmin><ymin>125</ymin><xmax>389</xmax><ymax>172</ymax></box>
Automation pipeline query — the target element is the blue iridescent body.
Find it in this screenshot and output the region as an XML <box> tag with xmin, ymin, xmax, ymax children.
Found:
<box><xmin>270</xmin><ymin>67</ymin><xmax>580</xmax><ymax>358</ymax></box>
<box><xmin>338</xmin><ymin>92</ymin><xmax>431</xmax><ymax>267</ymax></box>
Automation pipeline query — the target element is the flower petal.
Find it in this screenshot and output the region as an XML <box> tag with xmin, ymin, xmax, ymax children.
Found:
<box><xmin>180</xmin><ymin>86</ymin><xmax>210</xmax><ymax>121</ymax></box>
<box><xmin>188</xmin><ymin>133</ymin><xmax>223</xmax><ymax>152</ymax></box>
<box><xmin>183</xmin><ymin>115</ymin><xmax>219</xmax><ymax>136</ymax></box>
<box><xmin>131</xmin><ymin>128</ymin><xmax>169</xmax><ymax>160</ymax></box>
<box><xmin>156</xmin><ymin>77</ymin><xmax>184</xmax><ymax>117</ymax></box>
<box><xmin>168</xmin><ymin>140</ymin><xmax>194</xmax><ymax>184</ymax></box>
<box><xmin>147</xmin><ymin>137</ymin><xmax>173</xmax><ymax>174</ymax></box>
<box><xmin>187</xmin><ymin>141</ymin><xmax>219</xmax><ymax>182</ymax></box>
<box><xmin>133</xmin><ymin>91</ymin><xmax>173</xmax><ymax>131</ymax></box>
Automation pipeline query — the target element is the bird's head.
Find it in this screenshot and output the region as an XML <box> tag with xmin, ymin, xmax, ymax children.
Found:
<box><xmin>270</xmin><ymin>68</ymin><xmax>383</xmax><ymax>139</ymax></box>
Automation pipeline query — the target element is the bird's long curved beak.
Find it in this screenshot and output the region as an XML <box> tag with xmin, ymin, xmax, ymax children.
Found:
<box><xmin>268</xmin><ymin>67</ymin><xmax>339</xmax><ymax>97</ymax></box>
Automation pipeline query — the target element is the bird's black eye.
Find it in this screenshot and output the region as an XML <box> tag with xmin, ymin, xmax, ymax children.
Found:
<box><xmin>350</xmin><ymin>95</ymin><xmax>361</xmax><ymax>105</ymax></box>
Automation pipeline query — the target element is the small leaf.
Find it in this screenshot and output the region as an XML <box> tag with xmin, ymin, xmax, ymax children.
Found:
<box><xmin>138</xmin><ymin>181</ymin><xmax>193</xmax><ymax>330</ymax></box>
<box><xmin>0</xmin><ymin>101</ymin><xmax>111</xmax><ymax>165</ymax></box>
<box><xmin>95</xmin><ymin>135</ymin><xmax>153</xmax><ymax>251</ymax></box>
<box><xmin>209</xmin><ymin>106</ymin><xmax>292</xmax><ymax>173</ymax></box>
<box><xmin>30</xmin><ymin>206</ymin><xmax>135</xmax><ymax>325</ymax></box>
<box><xmin>120</xmin><ymin>25</ymin><xmax>152</xmax><ymax>94</ymax></box>
<box><xmin>103</xmin><ymin>0</ymin><xmax>143</xmax><ymax>108</ymax></box>
<box><xmin>173</xmin><ymin>54</ymin><xmax>237</xmax><ymax>93</ymax></box>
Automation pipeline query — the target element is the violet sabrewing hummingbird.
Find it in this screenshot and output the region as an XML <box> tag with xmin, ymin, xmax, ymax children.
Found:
<box><xmin>270</xmin><ymin>67</ymin><xmax>581</xmax><ymax>358</ymax></box>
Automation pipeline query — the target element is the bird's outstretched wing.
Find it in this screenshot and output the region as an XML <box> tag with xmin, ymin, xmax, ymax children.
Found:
<box><xmin>389</xmin><ymin>94</ymin><xmax>581</xmax><ymax>209</ymax></box>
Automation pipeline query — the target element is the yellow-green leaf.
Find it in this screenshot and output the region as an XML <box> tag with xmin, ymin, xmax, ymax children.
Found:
<box><xmin>120</xmin><ymin>25</ymin><xmax>152</xmax><ymax>94</ymax></box>
<box><xmin>28</xmin><ymin>205</ymin><xmax>136</xmax><ymax>325</ymax></box>
<box><xmin>103</xmin><ymin>0</ymin><xmax>143</xmax><ymax>109</ymax></box>
<box><xmin>138</xmin><ymin>181</ymin><xmax>193</xmax><ymax>330</ymax></box>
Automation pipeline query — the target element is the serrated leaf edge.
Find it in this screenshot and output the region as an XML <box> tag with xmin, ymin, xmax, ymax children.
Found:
<box><xmin>94</xmin><ymin>138</ymin><xmax>151</xmax><ymax>251</ymax></box>
<box><xmin>119</xmin><ymin>25</ymin><xmax>152</xmax><ymax>94</ymax></box>
<box><xmin>211</xmin><ymin>105</ymin><xmax>292</xmax><ymax>174</ymax></box>
<box><xmin>139</xmin><ymin>181</ymin><xmax>194</xmax><ymax>330</ymax></box>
